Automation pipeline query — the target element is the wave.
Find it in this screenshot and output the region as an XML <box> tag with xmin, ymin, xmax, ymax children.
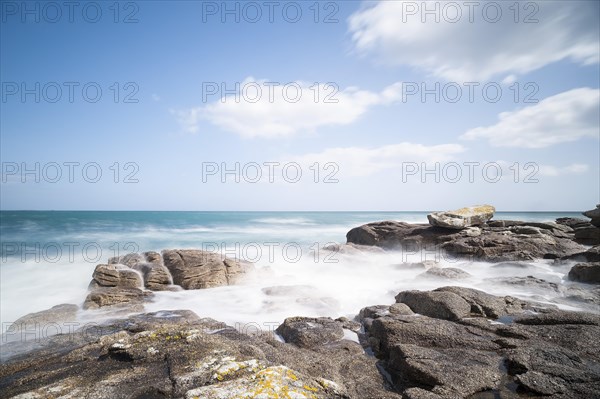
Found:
<box><xmin>250</xmin><ymin>217</ymin><xmax>317</xmax><ymax>225</ymax></box>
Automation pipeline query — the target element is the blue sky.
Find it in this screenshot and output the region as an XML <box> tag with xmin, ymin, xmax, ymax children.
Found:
<box><xmin>1</xmin><ymin>0</ymin><xmax>599</xmax><ymax>211</ymax></box>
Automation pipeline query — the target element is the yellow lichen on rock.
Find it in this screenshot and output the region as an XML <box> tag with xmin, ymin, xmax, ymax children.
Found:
<box><xmin>185</xmin><ymin>365</ymin><xmax>332</xmax><ymax>399</ymax></box>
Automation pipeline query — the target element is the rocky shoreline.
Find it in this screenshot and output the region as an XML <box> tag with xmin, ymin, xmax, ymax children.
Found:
<box><xmin>1</xmin><ymin>205</ymin><xmax>599</xmax><ymax>398</ymax></box>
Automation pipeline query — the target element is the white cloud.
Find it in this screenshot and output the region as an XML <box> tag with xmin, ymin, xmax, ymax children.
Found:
<box><xmin>290</xmin><ymin>142</ymin><xmax>465</xmax><ymax>177</ymax></box>
<box><xmin>539</xmin><ymin>163</ymin><xmax>589</xmax><ymax>177</ymax></box>
<box><xmin>348</xmin><ymin>1</ymin><xmax>599</xmax><ymax>81</ymax></box>
<box><xmin>173</xmin><ymin>77</ymin><xmax>402</xmax><ymax>138</ymax></box>
<box><xmin>460</xmin><ymin>88</ymin><xmax>600</xmax><ymax>148</ymax></box>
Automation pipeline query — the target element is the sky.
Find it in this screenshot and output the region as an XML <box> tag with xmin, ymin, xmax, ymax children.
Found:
<box><xmin>0</xmin><ymin>0</ymin><xmax>599</xmax><ymax>211</ymax></box>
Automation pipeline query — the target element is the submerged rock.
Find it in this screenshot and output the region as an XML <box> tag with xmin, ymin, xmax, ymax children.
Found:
<box><xmin>418</xmin><ymin>267</ymin><xmax>471</xmax><ymax>280</ymax></box>
<box><xmin>427</xmin><ymin>205</ymin><xmax>495</xmax><ymax>230</ymax></box>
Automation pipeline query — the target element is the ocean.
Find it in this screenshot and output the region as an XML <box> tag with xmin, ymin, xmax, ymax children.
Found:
<box><xmin>0</xmin><ymin>210</ymin><xmax>589</xmax><ymax>333</ymax></box>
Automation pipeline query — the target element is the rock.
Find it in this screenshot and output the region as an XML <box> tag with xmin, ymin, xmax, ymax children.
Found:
<box><xmin>276</xmin><ymin>317</ymin><xmax>345</xmax><ymax>348</ymax></box>
<box><xmin>91</xmin><ymin>263</ymin><xmax>143</xmax><ymax>288</ymax></box>
<box><xmin>162</xmin><ymin>249</ymin><xmax>253</xmax><ymax>289</ymax></box>
<box><xmin>389</xmin><ymin>303</ymin><xmax>413</xmax><ymax>316</ymax></box>
<box><xmin>561</xmin><ymin>245</ymin><xmax>600</xmax><ymax>262</ymax></box>
<box><xmin>184</xmin><ymin>365</ymin><xmax>346</xmax><ymax>399</ymax></box>
<box><xmin>485</xmin><ymin>275</ymin><xmax>561</xmax><ymax>294</ymax></box>
<box><xmin>388</xmin><ymin>344</ymin><xmax>502</xmax><ymax>397</ymax></box>
<box><xmin>132</xmin><ymin>262</ymin><xmax>173</xmax><ymax>290</ymax></box>
<box><xmin>434</xmin><ymin>286</ymin><xmax>524</xmax><ymax>318</ymax></box>
<box><xmin>583</xmin><ymin>204</ymin><xmax>600</xmax><ymax>227</ymax></box>
<box><xmin>393</xmin><ymin>260</ymin><xmax>439</xmax><ymax>270</ymax></box>
<box><xmin>513</xmin><ymin>309</ymin><xmax>600</xmax><ymax>326</ymax></box>
<box><xmin>346</xmin><ymin>219</ymin><xmax>585</xmax><ymax>261</ymax></box>
<box><xmin>0</xmin><ymin>310</ymin><xmax>400</xmax><ymax>399</ymax></box>
<box><xmin>418</xmin><ymin>267</ymin><xmax>471</xmax><ymax>280</ymax></box>
<box><xmin>574</xmin><ymin>226</ymin><xmax>600</xmax><ymax>245</ymax></box>
<box><xmin>556</xmin><ymin>209</ymin><xmax>600</xmax><ymax>244</ymax></box>
<box><xmin>395</xmin><ymin>290</ymin><xmax>471</xmax><ymax>321</ymax></box>
<box><xmin>1</xmin><ymin>304</ymin><xmax>80</xmax><ymax>346</ymax></box>
<box><xmin>505</xmin><ymin>343</ymin><xmax>600</xmax><ymax>397</ymax></box>
<box><xmin>556</xmin><ymin>217</ymin><xmax>591</xmax><ymax>229</ymax></box>
<box><xmin>515</xmin><ymin>370</ymin><xmax>567</xmax><ymax>395</ymax></box>
<box><xmin>358</xmin><ymin>305</ymin><xmax>390</xmax><ymax>321</ymax></box>
<box><xmin>364</xmin><ymin>288</ymin><xmax>600</xmax><ymax>398</ymax></box>
<box><xmin>83</xmin><ymin>287</ymin><xmax>152</xmax><ymax>309</ymax></box>
<box><xmin>491</xmin><ymin>261</ymin><xmax>532</xmax><ymax>269</ymax></box>
<box><xmin>568</xmin><ymin>262</ymin><xmax>600</xmax><ymax>284</ymax></box>
<box><xmin>322</xmin><ymin>242</ymin><xmax>386</xmax><ymax>255</ymax></box>
<box><xmin>10</xmin><ymin>303</ymin><xmax>78</xmax><ymax>326</ymax></box>
<box><xmin>108</xmin><ymin>252</ymin><xmax>145</xmax><ymax>267</ymax></box>
<box><xmin>262</xmin><ymin>285</ymin><xmax>320</xmax><ymax>297</ymax></box>
<box><xmin>427</xmin><ymin>205</ymin><xmax>495</xmax><ymax>230</ymax></box>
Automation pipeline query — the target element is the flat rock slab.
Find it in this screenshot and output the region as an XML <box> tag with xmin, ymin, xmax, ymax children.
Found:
<box><xmin>427</xmin><ymin>205</ymin><xmax>495</xmax><ymax>230</ymax></box>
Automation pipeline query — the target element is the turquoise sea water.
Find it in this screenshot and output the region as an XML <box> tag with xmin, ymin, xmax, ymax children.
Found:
<box><xmin>0</xmin><ymin>210</ymin><xmax>590</xmax><ymax>332</ymax></box>
<box><xmin>0</xmin><ymin>210</ymin><xmax>585</xmax><ymax>256</ymax></box>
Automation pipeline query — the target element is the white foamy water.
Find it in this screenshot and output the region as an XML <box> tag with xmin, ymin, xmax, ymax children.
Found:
<box><xmin>0</xmin><ymin>211</ymin><xmax>593</xmax><ymax>338</ymax></box>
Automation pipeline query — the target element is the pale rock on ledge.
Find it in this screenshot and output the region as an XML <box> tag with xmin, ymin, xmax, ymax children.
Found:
<box><xmin>427</xmin><ymin>205</ymin><xmax>496</xmax><ymax>230</ymax></box>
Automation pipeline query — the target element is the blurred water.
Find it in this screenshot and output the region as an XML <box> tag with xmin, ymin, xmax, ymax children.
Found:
<box><xmin>0</xmin><ymin>210</ymin><xmax>590</xmax><ymax>332</ymax></box>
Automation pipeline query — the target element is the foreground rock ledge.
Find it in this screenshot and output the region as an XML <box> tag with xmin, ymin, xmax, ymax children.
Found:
<box><xmin>0</xmin><ymin>311</ymin><xmax>398</xmax><ymax>399</ymax></box>
<box><xmin>3</xmin><ymin>288</ymin><xmax>600</xmax><ymax>398</ymax></box>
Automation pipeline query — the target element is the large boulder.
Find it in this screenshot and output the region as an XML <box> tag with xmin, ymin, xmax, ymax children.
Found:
<box><xmin>346</xmin><ymin>219</ymin><xmax>585</xmax><ymax>261</ymax></box>
<box><xmin>162</xmin><ymin>249</ymin><xmax>254</xmax><ymax>290</ymax></box>
<box><xmin>427</xmin><ymin>205</ymin><xmax>495</xmax><ymax>230</ymax></box>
